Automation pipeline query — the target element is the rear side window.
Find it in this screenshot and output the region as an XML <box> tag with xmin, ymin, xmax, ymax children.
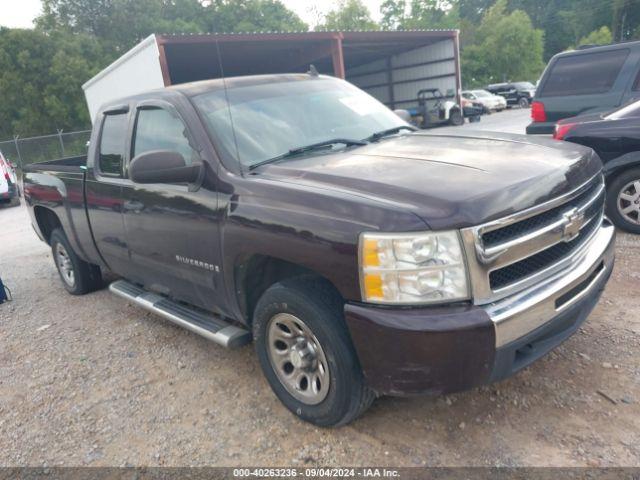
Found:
<box><xmin>133</xmin><ymin>108</ymin><xmax>196</xmax><ymax>165</ymax></box>
<box><xmin>540</xmin><ymin>49</ymin><xmax>629</xmax><ymax>97</ymax></box>
<box><xmin>99</xmin><ymin>114</ymin><xmax>127</xmax><ymax>176</ymax></box>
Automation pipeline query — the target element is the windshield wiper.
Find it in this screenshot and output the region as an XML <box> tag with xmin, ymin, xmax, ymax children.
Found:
<box><xmin>249</xmin><ymin>138</ymin><xmax>367</xmax><ymax>170</ymax></box>
<box><xmin>365</xmin><ymin>125</ymin><xmax>417</xmax><ymax>142</ymax></box>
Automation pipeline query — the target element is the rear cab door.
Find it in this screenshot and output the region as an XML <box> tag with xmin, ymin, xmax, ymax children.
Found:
<box><xmin>85</xmin><ymin>105</ymin><xmax>133</xmax><ymax>277</ymax></box>
<box><xmin>120</xmin><ymin>93</ymin><xmax>229</xmax><ymax>316</ymax></box>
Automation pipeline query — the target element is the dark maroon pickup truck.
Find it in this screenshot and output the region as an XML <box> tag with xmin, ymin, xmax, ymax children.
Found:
<box><xmin>23</xmin><ymin>74</ymin><xmax>615</xmax><ymax>426</ymax></box>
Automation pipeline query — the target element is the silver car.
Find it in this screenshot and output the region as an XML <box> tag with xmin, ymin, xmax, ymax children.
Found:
<box><xmin>462</xmin><ymin>89</ymin><xmax>507</xmax><ymax>112</ymax></box>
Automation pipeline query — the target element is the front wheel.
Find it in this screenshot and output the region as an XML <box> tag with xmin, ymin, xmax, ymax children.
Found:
<box><xmin>253</xmin><ymin>276</ymin><xmax>375</xmax><ymax>427</ymax></box>
<box><xmin>606</xmin><ymin>168</ymin><xmax>640</xmax><ymax>234</ymax></box>
<box><xmin>50</xmin><ymin>228</ymin><xmax>103</xmax><ymax>295</ymax></box>
<box><xmin>449</xmin><ymin>108</ymin><xmax>464</xmax><ymax>126</ymax></box>
<box><xmin>518</xmin><ymin>97</ymin><xmax>530</xmax><ymax>108</ymax></box>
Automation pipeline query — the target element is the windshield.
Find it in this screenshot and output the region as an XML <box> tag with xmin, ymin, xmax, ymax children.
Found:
<box><xmin>471</xmin><ymin>90</ymin><xmax>492</xmax><ymax>97</ymax></box>
<box><xmin>605</xmin><ymin>99</ymin><xmax>640</xmax><ymax>120</ymax></box>
<box><xmin>514</xmin><ymin>82</ymin><xmax>535</xmax><ymax>90</ymax></box>
<box><xmin>193</xmin><ymin>77</ymin><xmax>407</xmax><ymax>168</ymax></box>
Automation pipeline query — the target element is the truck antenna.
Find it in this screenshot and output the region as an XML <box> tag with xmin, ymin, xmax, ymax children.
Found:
<box><xmin>215</xmin><ymin>39</ymin><xmax>243</xmax><ymax>173</ymax></box>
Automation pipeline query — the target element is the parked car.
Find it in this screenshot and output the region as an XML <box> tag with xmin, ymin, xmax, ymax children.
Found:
<box><xmin>554</xmin><ymin>99</ymin><xmax>640</xmax><ymax>233</ymax></box>
<box><xmin>0</xmin><ymin>170</ymin><xmax>9</xmax><ymax>204</ymax></box>
<box><xmin>408</xmin><ymin>88</ymin><xmax>464</xmax><ymax>127</ymax></box>
<box><xmin>462</xmin><ymin>89</ymin><xmax>507</xmax><ymax>112</ymax></box>
<box><xmin>23</xmin><ymin>74</ymin><xmax>615</xmax><ymax>426</ymax></box>
<box><xmin>528</xmin><ymin>41</ymin><xmax>640</xmax><ymax>134</ymax></box>
<box><xmin>487</xmin><ymin>82</ymin><xmax>535</xmax><ymax>108</ymax></box>
<box><xmin>460</xmin><ymin>97</ymin><xmax>483</xmax><ymax>122</ymax></box>
<box><xmin>0</xmin><ymin>150</ymin><xmax>19</xmax><ymax>203</ymax></box>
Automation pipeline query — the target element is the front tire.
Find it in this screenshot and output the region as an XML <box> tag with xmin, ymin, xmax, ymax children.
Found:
<box><xmin>50</xmin><ymin>228</ymin><xmax>102</xmax><ymax>295</ymax></box>
<box><xmin>518</xmin><ymin>97</ymin><xmax>530</xmax><ymax>108</ymax></box>
<box><xmin>606</xmin><ymin>168</ymin><xmax>640</xmax><ymax>234</ymax></box>
<box><xmin>253</xmin><ymin>276</ymin><xmax>375</xmax><ymax>427</ymax></box>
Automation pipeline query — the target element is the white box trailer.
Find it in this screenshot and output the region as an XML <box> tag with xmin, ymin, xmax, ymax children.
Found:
<box><xmin>83</xmin><ymin>31</ymin><xmax>462</xmax><ymax>122</ymax></box>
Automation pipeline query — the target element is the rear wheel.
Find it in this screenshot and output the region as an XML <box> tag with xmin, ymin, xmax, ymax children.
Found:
<box><xmin>607</xmin><ymin>168</ymin><xmax>640</xmax><ymax>234</ymax></box>
<box><xmin>50</xmin><ymin>228</ymin><xmax>102</xmax><ymax>295</ymax></box>
<box><xmin>449</xmin><ymin>108</ymin><xmax>464</xmax><ymax>126</ymax></box>
<box><xmin>253</xmin><ymin>276</ymin><xmax>375</xmax><ymax>427</ymax></box>
<box><xmin>518</xmin><ymin>97</ymin><xmax>530</xmax><ymax>108</ymax></box>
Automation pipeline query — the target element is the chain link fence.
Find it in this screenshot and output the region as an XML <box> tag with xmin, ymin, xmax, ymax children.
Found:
<box><xmin>0</xmin><ymin>130</ymin><xmax>91</xmax><ymax>172</ymax></box>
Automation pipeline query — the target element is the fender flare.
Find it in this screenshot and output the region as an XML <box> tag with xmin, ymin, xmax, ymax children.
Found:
<box><xmin>603</xmin><ymin>151</ymin><xmax>640</xmax><ymax>179</ymax></box>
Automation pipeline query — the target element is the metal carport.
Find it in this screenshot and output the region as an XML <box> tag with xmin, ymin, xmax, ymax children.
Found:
<box><xmin>156</xmin><ymin>30</ymin><xmax>462</xmax><ymax>110</ymax></box>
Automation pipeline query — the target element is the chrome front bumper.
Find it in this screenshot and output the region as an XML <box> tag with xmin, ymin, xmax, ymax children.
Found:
<box><xmin>484</xmin><ymin>220</ymin><xmax>616</xmax><ymax>348</ymax></box>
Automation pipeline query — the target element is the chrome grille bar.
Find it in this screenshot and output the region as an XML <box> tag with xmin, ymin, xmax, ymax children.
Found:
<box><xmin>461</xmin><ymin>173</ymin><xmax>605</xmax><ymax>305</ymax></box>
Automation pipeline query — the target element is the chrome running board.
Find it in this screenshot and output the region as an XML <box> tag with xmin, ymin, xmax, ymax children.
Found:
<box><xmin>109</xmin><ymin>279</ymin><xmax>251</xmax><ymax>349</ymax></box>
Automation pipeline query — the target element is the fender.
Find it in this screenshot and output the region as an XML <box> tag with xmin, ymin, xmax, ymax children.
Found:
<box><xmin>603</xmin><ymin>151</ymin><xmax>640</xmax><ymax>178</ymax></box>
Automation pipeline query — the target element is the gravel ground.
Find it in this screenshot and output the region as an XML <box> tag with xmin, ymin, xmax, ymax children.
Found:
<box><xmin>439</xmin><ymin>105</ymin><xmax>534</xmax><ymax>135</ymax></box>
<box><xmin>1</xmin><ymin>114</ymin><xmax>639</xmax><ymax>467</ymax></box>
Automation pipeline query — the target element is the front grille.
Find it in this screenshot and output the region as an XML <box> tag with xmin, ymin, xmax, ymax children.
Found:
<box><xmin>464</xmin><ymin>174</ymin><xmax>606</xmax><ymax>303</ymax></box>
<box><xmin>483</xmin><ymin>180</ymin><xmax>603</xmax><ymax>248</ymax></box>
<box><xmin>489</xmin><ymin>211</ymin><xmax>601</xmax><ymax>290</ymax></box>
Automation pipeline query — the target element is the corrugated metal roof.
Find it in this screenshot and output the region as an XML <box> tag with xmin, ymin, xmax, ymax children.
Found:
<box><xmin>157</xmin><ymin>29</ymin><xmax>458</xmax><ymax>36</ymax></box>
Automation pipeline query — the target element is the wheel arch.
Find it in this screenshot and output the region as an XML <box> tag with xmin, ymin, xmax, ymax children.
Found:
<box><xmin>234</xmin><ymin>254</ymin><xmax>344</xmax><ymax>325</ymax></box>
<box><xmin>33</xmin><ymin>206</ymin><xmax>62</xmax><ymax>244</ymax></box>
<box><xmin>603</xmin><ymin>151</ymin><xmax>640</xmax><ymax>180</ymax></box>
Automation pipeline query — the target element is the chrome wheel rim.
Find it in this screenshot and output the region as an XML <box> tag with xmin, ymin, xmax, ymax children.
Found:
<box><xmin>55</xmin><ymin>243</ymin><xmax>75</xmax><ymax>287</ymax></box>
<box><xmin>266</xmin><ymin>313</ymin><xmax>330</xmax><ymax>405</ymax></box>
<box><xmin>617</xmin><ymin>179</ymin><xmax>640</xmax><ymax>225</ymax></box>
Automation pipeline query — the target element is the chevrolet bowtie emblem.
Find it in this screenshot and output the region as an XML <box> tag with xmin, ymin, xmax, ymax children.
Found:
<box><xmin>561</xmin><ymin>208</ymin><xmax>584</xmax><ymax>241</ymax></box>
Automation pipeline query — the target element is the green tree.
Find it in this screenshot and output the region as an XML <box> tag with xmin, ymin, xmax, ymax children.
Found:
<box><xmin>206</xmin><ymin>0</ymin><xmax>307</xmax><ymax>33</ymax></box>
<box><xmin>0</xmin><ymin>28</ymin><xmax>107</xmax><ymax>138</ymax></box>
<box><xmin>319</xmin><ymin>0</ymin><xmax>379</xmax><ymax>31</ymax></box>
<box><xmin>576</xmin><ymin>26</ymin><xmax>613</xmax><ymax>47</ymax></box>
<box><xmin>508</xmin><ymin>0</ymin><xmax>614</xmax><ymax>60</ymax></box>
<box><xmin>37</xmin><ymin>0</ymin><xmax>307</xmax><ymax>53</ymax></box>
<box><xmin>380</xmin><ymin>0</ymin><xmax>459</xmax><ymax>30</ymax></box>
<box><xmin>612</xmin><ymin>0</ymin><xmax>640</xmax><ymax>41</ymax></box>
<box><xmin>37</xmin><ymin>0</ymin><xmax>207</xmax><ymax>53</ymax></box>
<box><xmin>461</xmin><ymin>0</ymin><xmax>544</xmax><ymax>87</ymax></box>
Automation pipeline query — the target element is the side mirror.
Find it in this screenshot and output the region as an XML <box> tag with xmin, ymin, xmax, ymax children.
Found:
<box><xmin>129</xmin><ymin>150</ymin><xmax>202</xmax><ymax>184</ymax></box>
<box><xmin>393</xmin><ymin>109</ymin><xmax>411</xmax><ymax>122</ymax></box>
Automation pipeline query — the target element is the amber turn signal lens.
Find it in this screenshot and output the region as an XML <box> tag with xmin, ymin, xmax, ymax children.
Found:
<box><xmin>363</xmin><ymin>273</ymin><xmax>383</xmax><ymax>299</ymax></box>
<box><xmin>362</xmin><ymin>238</ymin><xmax>380</xmax><ymax>267</ymax></box>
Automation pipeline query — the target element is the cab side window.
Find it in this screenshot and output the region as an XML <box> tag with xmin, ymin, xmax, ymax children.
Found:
<box><xmin>99</xmin><ymin>113</ymin><xmax>127</xmax><ymax>176</ymax></box>
<box><xmin>133</xmin><ymin>108</ymin><xmax>197</xmax><ymax>165</ymax></box>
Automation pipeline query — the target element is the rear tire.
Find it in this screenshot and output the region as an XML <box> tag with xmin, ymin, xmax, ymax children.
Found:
<box><xmin>253</xmin><ymin>276</ymin><xmax>375</xmax><ymax>427</ymax></box>
<box><xmin>449</xmin><ymin>109</ymin><xmax>464</xmax><ymax>126</ymax></box>
<box><xmin>518</xmin><ymin>97</ymin><xmax>530</xmax><ymax>108</ymax></box>
<box><xmin>50</xmin><ymin>228</ymin><xmax>102</xmax><ymax>295</ymax></box>
<box><xmin>606</xmin><ymin>168</ymin><xmax>640</xmax><ymax>234</ymax></box>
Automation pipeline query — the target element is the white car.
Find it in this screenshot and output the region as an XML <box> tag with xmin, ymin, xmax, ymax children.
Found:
<box><xmin>462</xmin><ymin>89</ymin><xmax>507</xmax><ymax>112</ymax></box>
<box><xmin>0</xmin><ymin>150</ymin><xmax>19</xmax><ymax>203</ymax></box>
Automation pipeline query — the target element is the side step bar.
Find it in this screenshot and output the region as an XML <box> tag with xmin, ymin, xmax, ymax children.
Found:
<box><xmin>109</xmin><ymin>280</ymin><xmax>251</xmax><ymax>349</ymax></box>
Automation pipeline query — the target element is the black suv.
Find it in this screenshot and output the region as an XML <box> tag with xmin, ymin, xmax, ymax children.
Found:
<box><xmin>486</xmin><ymin>82</ymin><xmax>536</xmax><ymax>108</ymax></box>
<box><xmin>527</xmin><ymin>41</ymin><xmax>640</xmax><ymax>134</ymax></box>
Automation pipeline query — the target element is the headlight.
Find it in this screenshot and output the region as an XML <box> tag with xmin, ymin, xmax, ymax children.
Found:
<box><xmin>359</xmin><ymin>231</ymin><xmax>469</xmax><ymax>305</ymax></box>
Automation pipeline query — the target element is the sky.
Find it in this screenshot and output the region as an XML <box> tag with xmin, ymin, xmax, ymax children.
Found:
<box><xmin>0</xmin><ymin>0</ymin><xmax>384</xmax><ymax>29</ymax></box>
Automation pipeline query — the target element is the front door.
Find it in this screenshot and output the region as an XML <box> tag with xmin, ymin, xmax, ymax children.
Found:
<box><xmin>120</xmin><ymin>101</ymin><xmax>226</xmax><ymax>315</ymax></box>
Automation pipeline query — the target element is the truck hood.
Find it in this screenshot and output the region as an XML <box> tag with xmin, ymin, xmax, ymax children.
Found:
<box><xmin>257</xmin><ymin>131</ymin><xmax>601</xmax><ymax>230</ymax></box>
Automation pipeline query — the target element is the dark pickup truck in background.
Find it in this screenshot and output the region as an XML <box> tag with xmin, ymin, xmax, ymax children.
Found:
<box><xmin>24</xmin><ymin>74</ymin><xmax>615</xmax><ymax>426</ymax></box>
